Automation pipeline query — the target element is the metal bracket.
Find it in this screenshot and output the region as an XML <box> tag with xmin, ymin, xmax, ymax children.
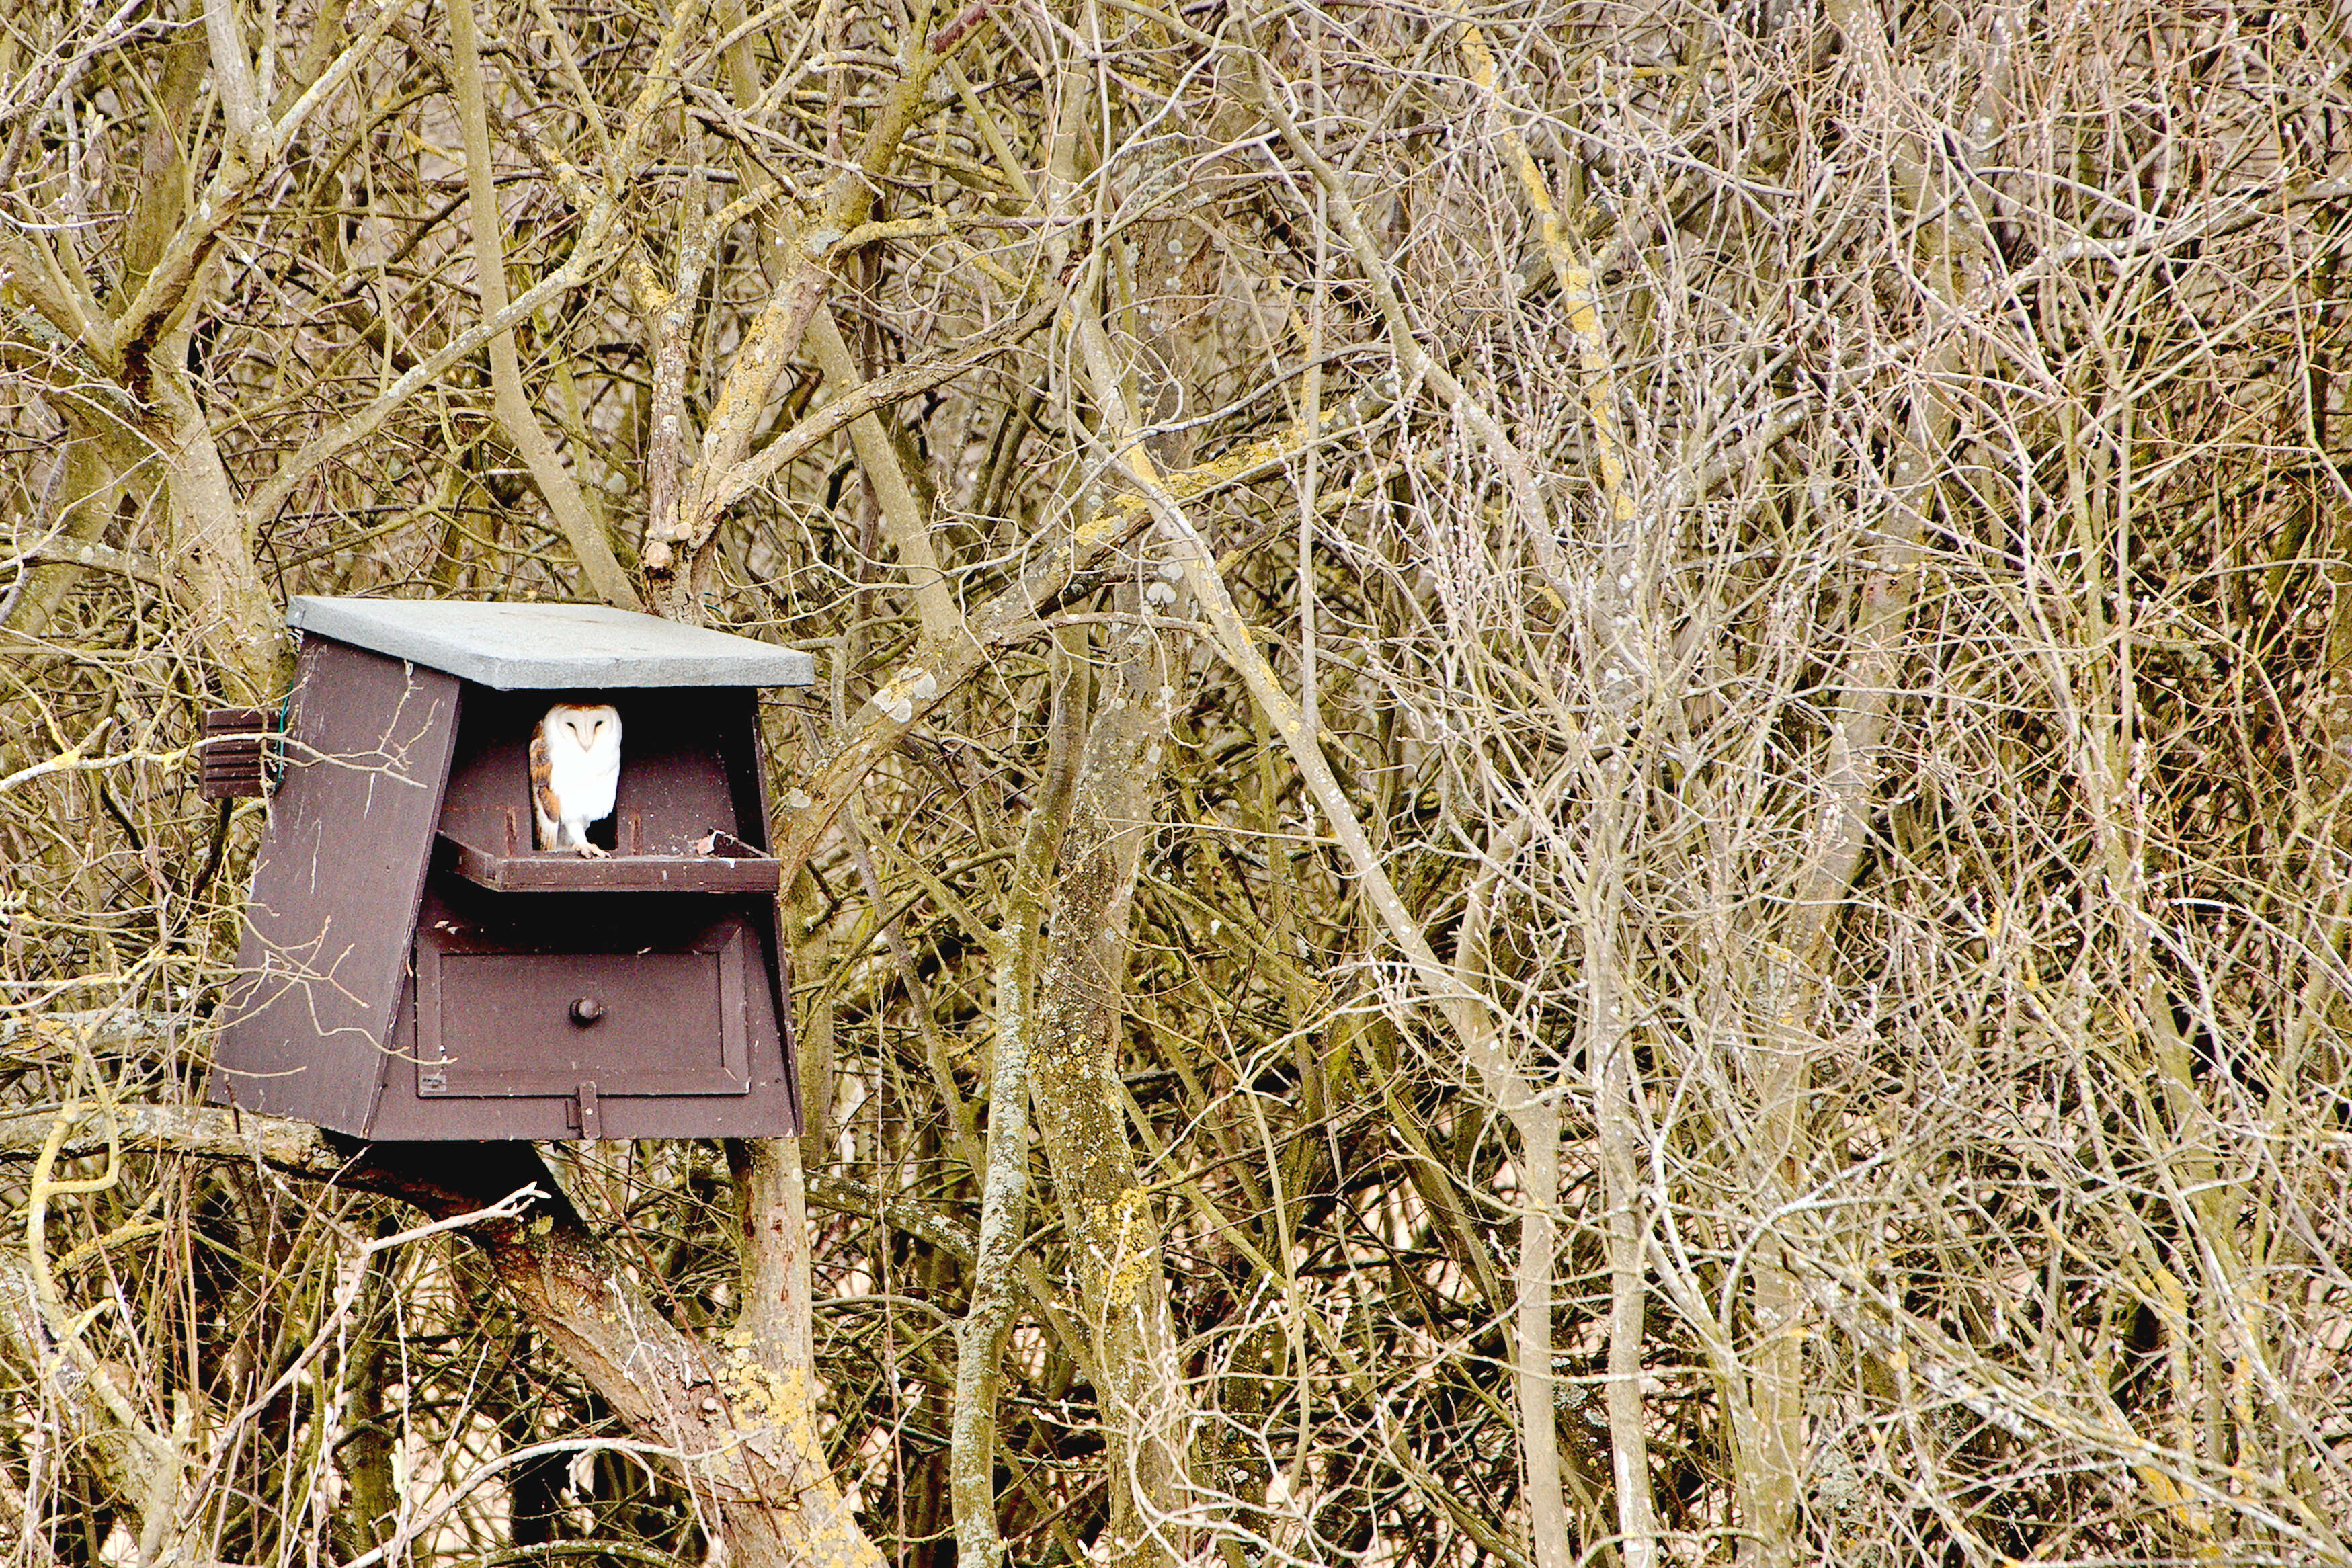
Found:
<box><xmin>571</xmin><ymin>1079</ymin><xmax>602</xmax><ymax>1139</ymax></box>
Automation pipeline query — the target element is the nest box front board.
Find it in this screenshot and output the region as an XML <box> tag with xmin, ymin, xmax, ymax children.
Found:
<box><xmin>212</xmin><ymin>598</ymin><xmax>816</xmax><ymax>1141</ymax></box>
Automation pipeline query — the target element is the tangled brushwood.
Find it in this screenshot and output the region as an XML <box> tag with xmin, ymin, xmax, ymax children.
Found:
<box><xmin>2</xmin><ymin>2</ymin><xmax>2349</xmax><ymax>1565</ymax></box>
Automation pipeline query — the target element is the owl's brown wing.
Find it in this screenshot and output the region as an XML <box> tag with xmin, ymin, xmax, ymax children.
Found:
<box><xmin>528</xmin><ymin>727</ymin><xmax>561</xmax><ymax>849</ymax></box>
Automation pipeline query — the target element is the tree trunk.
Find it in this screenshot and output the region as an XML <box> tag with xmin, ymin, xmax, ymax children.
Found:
<box><xmin>1030</xmin><ymin>606</ymin><xmax>1190</xmax><ymax>1565</ymax></box>
<box><xmin>356</xmin><ymin>1143</ymin><xmax>882</xmax><ymax>1568</ymax></box>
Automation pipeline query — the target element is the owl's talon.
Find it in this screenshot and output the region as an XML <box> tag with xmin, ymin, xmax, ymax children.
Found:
<box><xmin>577</xmin><ymin>842</ymin><xmax>610</xmax><ymax>858</ymax></box>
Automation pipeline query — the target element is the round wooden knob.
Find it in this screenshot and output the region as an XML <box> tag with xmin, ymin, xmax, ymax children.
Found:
<box><xmin>568</xmin><ymin>997</ymin><xmax>606</xmax><ymax>1026</ymax></box>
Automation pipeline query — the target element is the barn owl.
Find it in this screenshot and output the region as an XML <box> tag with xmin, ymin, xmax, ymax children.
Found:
<box><xmin>530</xmin><ymin>702</ymin><xmax>621</xmax><ymax>856</ymax></box>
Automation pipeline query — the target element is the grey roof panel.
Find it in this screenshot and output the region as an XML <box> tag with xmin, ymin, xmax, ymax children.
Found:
<box><xmin>286</xmin><ymin>597</ymin><xmax>815</xmax><ymax>689</ymax></box>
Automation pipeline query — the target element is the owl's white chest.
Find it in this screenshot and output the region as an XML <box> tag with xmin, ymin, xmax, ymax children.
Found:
<box><xmin>546</xmin><ymin>731</ymin><xmax>621</xmax><ymax>821</ymax></box>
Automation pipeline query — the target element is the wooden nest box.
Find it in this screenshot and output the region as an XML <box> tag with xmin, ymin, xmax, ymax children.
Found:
<box><xmin>212</xmin><ymin>597</ymin><xmax>815</xmax><ymax>1141</ymax></box>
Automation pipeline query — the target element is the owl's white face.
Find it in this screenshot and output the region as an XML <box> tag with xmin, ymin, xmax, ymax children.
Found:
<box><xmin>554</xmin><ymin>704</ymin><xmax>620</xmax><ymax>753</ymax></box>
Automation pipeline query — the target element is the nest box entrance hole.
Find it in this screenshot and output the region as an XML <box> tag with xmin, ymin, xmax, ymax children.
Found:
<box><xmin>438</xmin><ymin>686</ymin><xmax>769</xmax><ymax>860</ymax></box>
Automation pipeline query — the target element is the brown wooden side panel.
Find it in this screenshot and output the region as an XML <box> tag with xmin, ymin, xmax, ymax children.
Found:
<box><xmin>211</xmin><ymin>642</ymin><xmax>460</xmax><ymax>1133</ymax></box>
<box><xmin>715</xmin><ymin>687</ymin><xmax>773</xmax><ymax>852</ymax></box>
<box><xmin>737</xmin><ymin>688</ymin><xmax>805</xmax><ymax>1132</ymax></box>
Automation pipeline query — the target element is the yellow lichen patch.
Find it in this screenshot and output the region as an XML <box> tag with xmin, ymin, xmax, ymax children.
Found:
<box><xmin>716</xmin><ymin>1328</ymin><xmax>786</xmax><ymax>1421</ymax></box>
<box><xmin>1094</xmin><ymin>1186</ymin><xmax>1160</xmax><ymax>1311</ymax></box>
<box><xmin>1100</xmin><ymin>411</ymin><xmax>1342</xmax><ymax>528</ymax></box>
<box><xmin>714</xmin><ymin>1329</ymin><xmax>831</xmax><ymax>1460</ymax></box>
<box><xmin>1451</xmin><ymin>3</ymin><xmax>1638</xmax><ymax>530</ymax></box>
